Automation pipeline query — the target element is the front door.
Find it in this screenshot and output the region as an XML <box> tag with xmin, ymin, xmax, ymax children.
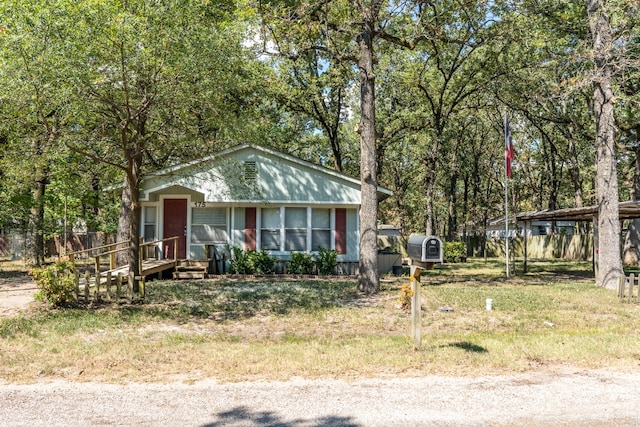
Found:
<box><xmin>163</xmin><ymin>198</ymin><xmax>187</xmax><ymax>259</ymax></box>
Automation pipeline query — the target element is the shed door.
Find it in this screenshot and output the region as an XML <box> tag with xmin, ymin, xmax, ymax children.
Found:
<box><xmin>163</xmin><ymin>198</ymin><xmax>187</xmax><ymax>258</ymax></box>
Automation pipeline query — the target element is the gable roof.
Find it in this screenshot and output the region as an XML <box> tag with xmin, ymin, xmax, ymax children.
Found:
<box><xmin>139</xmin><ymin>144</ymin><xmax>393</xmax><ymax>204</ymax></box>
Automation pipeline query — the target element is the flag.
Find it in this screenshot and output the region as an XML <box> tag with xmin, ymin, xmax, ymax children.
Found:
<box><xmin>505</xmin><ymin>116</ymin><xmax>515</xmax><ymax>178</ymax></box>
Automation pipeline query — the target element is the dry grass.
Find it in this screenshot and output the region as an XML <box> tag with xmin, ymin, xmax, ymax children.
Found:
<box><xmin>2</xmin><ymin>257</ymin><xmax>640</xmax><ymax>384</ymax></box>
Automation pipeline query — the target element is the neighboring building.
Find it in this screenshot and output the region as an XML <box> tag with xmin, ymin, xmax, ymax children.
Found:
<box><xmin>484</xmin><ymin>217</ymin><xmax>577</xmax><ymax>238</ymax></box>
<box><xmin>138</xmin><ymin>144</ymin><xmax>392</xmax><ymax>264</ymax></box>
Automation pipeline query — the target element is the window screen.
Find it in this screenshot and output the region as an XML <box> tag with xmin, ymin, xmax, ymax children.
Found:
<box><xmin>261</xmin><ymin>208</ymin><xmax>281</xmax><ymax>250</ymax></box>
<box><xmin>191</xmin><ymin>207</ymin><xmax>227</xmax><ymax>243</ymax></box>
<box><xmin>285</xmin><ymin>207</ymin><xmax>307</xmax><ymax>251</ymax></box>
<box><xmin>311</xmin><ymin>208</ymin><xmax>331</xmax><ymax>251</ymax></box>
<box><xmin>144</xmin><ymin>206</ymin><xmax>157</xmax><ymax>241</ymax></box>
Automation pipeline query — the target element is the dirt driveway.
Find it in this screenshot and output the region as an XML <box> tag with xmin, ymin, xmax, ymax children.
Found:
<box><xmin>0</xmin><ymin>273</ymin><xmax>37</xmax><ymax>318</ymax></box>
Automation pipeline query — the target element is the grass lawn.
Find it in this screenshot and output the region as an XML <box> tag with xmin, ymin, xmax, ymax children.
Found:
<box><xmin>1</xmin><ymin>257</ymin><xmax>640</xmax><ymax>384</ymax></box>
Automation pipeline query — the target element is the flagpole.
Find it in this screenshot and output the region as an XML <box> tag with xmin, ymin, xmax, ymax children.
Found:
<box><xmin>504</xmin><ymin>113</ymin><xmax>510</xmax><ymax>279</ymax></box>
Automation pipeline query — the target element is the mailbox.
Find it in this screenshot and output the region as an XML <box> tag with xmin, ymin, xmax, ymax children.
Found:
<box><xmin>407</xmin><ymin>235</ymin><xmax>443</xmax><ymax>263</ymax></box>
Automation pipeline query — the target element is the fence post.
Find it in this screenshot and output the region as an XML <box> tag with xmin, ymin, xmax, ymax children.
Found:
<box><xmin>618</xmin><ymin>275</ymin><xmax>624</xmax><ymax>300</ymax></box>
<box><xmin>629</xmin><ymin>273</ymin><xmax>635</xmax><ymax>304</ymax></box>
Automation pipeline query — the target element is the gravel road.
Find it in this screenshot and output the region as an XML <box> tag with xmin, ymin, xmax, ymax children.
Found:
<box><xmin>1</xmin><ymin>367</ymin><xmax>639</xmax><ymax>426</ymax></box>
<box><xmin>2</xmin><ymin>277</ymin><xmax>638</xmax><ymax>426</ymax></box>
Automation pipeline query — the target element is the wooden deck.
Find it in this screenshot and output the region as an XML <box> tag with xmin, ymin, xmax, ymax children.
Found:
<box><xmin>103</xmin><ymin>258</ymin><xmax>179</xmax><ymax>279</ymax></box>
<box><xmin>77</xmin><ymin>258</ymin><xmax>179</xmax><ymax>300</ymax></box>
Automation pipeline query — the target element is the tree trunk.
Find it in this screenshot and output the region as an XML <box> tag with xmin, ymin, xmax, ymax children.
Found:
<box><xmin>116</xmin><ymin>176</ymin><xmax>132</xmax><ymax>266</ymax></box>
<box><xmin>587</xmin><ymin>0</ymin><xmax>623</xmax><ymax>289</ymax></box>
<box><xmin>356</xmin><ymin>2</ymin><xmax>380</xmax><ymax>294</ymax></box>
<box><xmin>127</xmin><ymin>149</ymin><xmax>143</xmax><ymax>282</ymax></box>
<box><xmin>29</xmin><ymin>164</ymin><xmax>47</xmax><ymax>266</ymax></box>
<box><xmin>423</xmin><ymin>158</ymin><xmax>436</xmax><ymax>236</ymax></box>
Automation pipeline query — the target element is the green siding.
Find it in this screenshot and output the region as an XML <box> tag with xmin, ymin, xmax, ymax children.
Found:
<box><xmin>231</xmin><ymin>207</ymin><xmax>245</xmax><ymax>249</ymax></box>
<box><xmin>345</xmin><ymin>208</ymin><xmax>359</xmax><ymax>262</ymax></box>
<box><xmin>140</xmin><ymin>146</ymin><xmax>362</xmax><ymax>204</ymax></box>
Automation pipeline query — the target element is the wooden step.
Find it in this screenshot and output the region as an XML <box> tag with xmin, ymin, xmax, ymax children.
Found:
<box><xmin>173</xmin><ymin>266</ymin><xmax>207</xmax><ymax>280</ymax></box>
<box><xmin>176</xmin><ymin>265</ymin><xmax>207</xmax><ymax>272</ymax></box>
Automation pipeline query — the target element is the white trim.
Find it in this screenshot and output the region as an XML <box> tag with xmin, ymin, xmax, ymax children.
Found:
<box><xmin>140</xmin><ymin>183</ymin><xmax>203</xmax><ymax>201</ymax></box>
<box><xmin>130</xmin><ymin>144</ymin><xmax>393</xmax><ymax>199</ymax></box>
<box><xmin>141</xmin><ymin>202</ymin><xmax>160</xmax><ymax>241</ymax></box>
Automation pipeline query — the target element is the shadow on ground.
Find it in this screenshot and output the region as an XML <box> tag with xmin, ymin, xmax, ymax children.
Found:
<box><xmin>201</xmin><ymin>406</ymin><xmax>359</xmax><ymax>427</ymax></box>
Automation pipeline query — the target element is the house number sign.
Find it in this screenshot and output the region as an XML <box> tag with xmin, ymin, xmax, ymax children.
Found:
<box><xmin>193</xmin><ymin>202</ymin><xmax>207</xmax><ymax>208</ymax></box>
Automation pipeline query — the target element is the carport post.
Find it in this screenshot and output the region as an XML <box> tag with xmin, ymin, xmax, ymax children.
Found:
<box><xmin>523</xmin><ymin>221</ymin><xmax>528</xmax><ymax>274</ymax></box>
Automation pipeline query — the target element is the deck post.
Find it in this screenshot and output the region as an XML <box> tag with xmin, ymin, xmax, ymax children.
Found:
<box><xmin>84</xmin><ymin>271</ymin><xmax>90</xmax><ymax>302</ymax></box>
<box><xmin>105</xmin><ymin>271</ymin><xmax>112</xmax><ymax>302</ymax></box>
<box><xmin>95</xmin><ymin>271</ymin><xmax>100</xmax><ymax>300</ymax></box>
<box><xmin>128</xmin><ymin>271</ymin><xmax>134</xmax><ymax>303</ymax></box>
<box><xmin>95</xmin><ymin>256</ymin><xmax>100</xmax><ymax>278</ymax></box>
<box><xmin>174</xmin><ymin>236</ymin><xmax>178</xmax><ymax>261</ymax></box>
<box><xmin>109</xmin><ymin>244</ymin><xmax>116</xmax><ymax>270</ymax></box>
<box><xmin>74</xmin><ymin>270</ymin><xmax>80</xmax><ymax>302</ymax></box>
<box><xmin>116</xmin><ymin>273</ymin><xmax>122</xmax><ymax>300</ymax></box>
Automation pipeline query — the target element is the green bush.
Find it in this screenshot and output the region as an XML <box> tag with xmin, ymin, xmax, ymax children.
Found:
<box><xmin>248</xmin><ymin>249</ymin><xmax>275</xmax><ymax>274</ymax></box>
<box><xmin>288</xmin><ymin>252</ymin><xmax>315</xmax><ymax>275</ymax></box>
<box><xmin>316</xmin><ymin>246</ymin><xmax>338</xmax><ymax>275</ymax></box>
<box><xmin>32</xmin><ymin>261</ymin><xmax>77</xmax><ymax>306</ymax></box>
<box><xmin>443</xmin><ymin>241</ymin><xmax>467</xmax><ymax>263</ymax></box>
<box><xmin>227</xmin><ymin>245</ymin><xmax>252</xmax><ymax>274</ymax></box>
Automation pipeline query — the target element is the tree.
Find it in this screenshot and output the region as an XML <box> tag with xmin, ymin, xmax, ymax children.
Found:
<box><xmin>51</xmin><ymin>0</ymin><xmax>261</xmax><ymax>279</ymax></box>
<box><xmin>0</xmin><ymin>1</ymin><xmax>74</xmax><ymax>265</ymax></box>
<box><xmin>586</xmin><ymin>0</ymin><xmax>625</xmax><ymax>289</ymax></box>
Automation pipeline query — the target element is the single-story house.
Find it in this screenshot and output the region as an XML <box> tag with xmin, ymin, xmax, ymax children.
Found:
<box><xmin>138</xmin><ymin>144</ymin><xmax>393</xmax><ymax>268</ymax></box>
<box><xmin>484</xmin><ymin>217</ymin><xmax>577</xmax><ymax>238</ymax></box>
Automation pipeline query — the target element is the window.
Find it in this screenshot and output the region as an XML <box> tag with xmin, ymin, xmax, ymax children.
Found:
<box><xmin>143</xmin><ymin>206</ymin><xmax>156</xmax><ymax>241</ymax></box>
<box><xmin>285</xmin><ymin>207</ymin><xmax>307</xmax><ymax>251</ymax></box>
<box><xmin>256</xmin><ymin>207</ymin><xmax>342</xmax><ymax>253</ymax></box>
<box><xmin>191</xmin><ymin>208</ymin><xmax>227</xmax><ymax>243</ymax></box>
<box><xmin>261</xmin><ymin>208</ymin><xmax>281</xmax><ymax>250</ymax></box>
<box><xmin>311</xmin><ymin>208</ymin><xmax>331</xmax><ymax>251</ymax></box>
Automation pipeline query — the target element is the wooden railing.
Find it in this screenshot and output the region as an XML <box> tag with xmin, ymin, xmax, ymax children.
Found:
<box><xmin>68</xmin><ymin>236</ymin><xmax>180</xmax><ymax>303</ymax></box>
<box><xmin>67</xmin><ymin>240</ymin><xmax>131</xmax><ymax>272</ymax></box>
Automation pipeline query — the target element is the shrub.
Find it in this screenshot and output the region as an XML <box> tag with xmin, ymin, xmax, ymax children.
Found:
<box><xmin>227</xmin><ymin>245</ymin><xmax>252</xmax><ymax>274</ymax></box>
<box><xmin>32</xmin><ymin>261</ymin><xmax>77</xmax><ymax>306</ymax></box>
<box><xmin>397</xmin><ymin>282</ymin><xmax>413</xmax><ymax>310</ymax></box>
<box><xmin>443</xmin><ymin>241</ymin><xmax>467</xmax><ymax>263</ymax></box>
<box><xmin>248</xmin><ymin>249</ymin><xmax>275</xmax><ymax>274</ymax></box>
<box><xmin>316</xmin><ymin>246</ymin><xmax>338</xmax><ymax>275</ymax></box>
<box><xmin>288</xmin><ymin>252</ymin><xmax>315</xmax><ymax>275</ymax></box>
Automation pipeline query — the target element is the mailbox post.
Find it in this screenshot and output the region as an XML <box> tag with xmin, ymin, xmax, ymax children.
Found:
<box><xmin>406</xmin><ymin>235</ymin><xmax>443</xmax><ymax>349</ymax></box>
